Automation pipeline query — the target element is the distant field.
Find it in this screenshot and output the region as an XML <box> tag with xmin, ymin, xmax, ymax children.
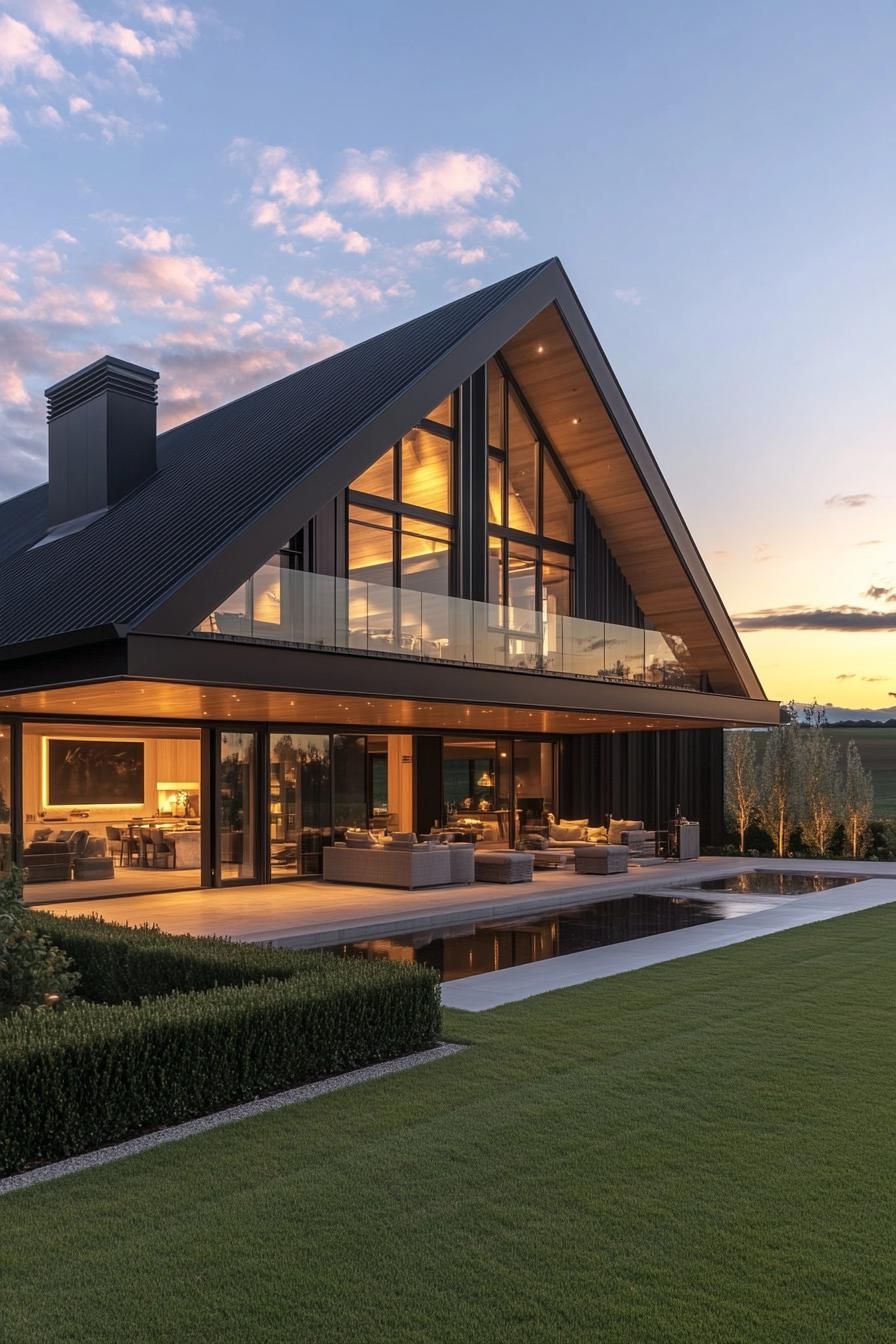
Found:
<box><xmin>826</xmin><ymin>727</ymin><xmax>896</xmax><ymax>819</ymax></box>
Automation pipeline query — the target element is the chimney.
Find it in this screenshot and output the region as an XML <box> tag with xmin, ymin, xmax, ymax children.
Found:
<box><xmin>45</xmin><ymin>356</ymin><xmax>160</xmax><ymax>528</ymax></box>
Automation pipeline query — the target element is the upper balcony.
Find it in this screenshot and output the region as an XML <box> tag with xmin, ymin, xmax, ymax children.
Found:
<box><xmin>194</xmin><ymin>568</ymin><xmax>707</xmax><ymax>693</ymax></box>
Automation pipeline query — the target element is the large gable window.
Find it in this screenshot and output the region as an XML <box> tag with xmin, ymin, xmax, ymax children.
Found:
<box><xmin>487</xmin><ymin>359</ymin><xmax>574</xmax><ymax>618</ymax></box>
<box><xmin>348</xmin><ymin>394</ymin><xmax>456</xmax><ymax>597</ymax></box>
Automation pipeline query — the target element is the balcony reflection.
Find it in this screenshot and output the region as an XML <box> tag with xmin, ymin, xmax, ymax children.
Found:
<box><xmin>195</xmin><ymin>569</ymin><xmax>703</xmax><ymax>691</ymax></box>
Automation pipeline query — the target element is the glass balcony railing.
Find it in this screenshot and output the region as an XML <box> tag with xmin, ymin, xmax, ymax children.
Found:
<box><xmin>195</xmin><ymin>569</ymin><xmax>704</xmax><ymax>691</ymax></box>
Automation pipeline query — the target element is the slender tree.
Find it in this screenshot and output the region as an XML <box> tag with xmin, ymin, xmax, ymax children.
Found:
<box><xmin>799</xmin><ymin>728</ymin><xmax>843</xmax><ymax>856</ymax></box>
<box><xmin>757</xmin><ymin>721</ymin><xmax>802</xmax><ymax>857</ymax></box>
<box><xmin>724</xmin><ymin>730</ymin><xmax>760</xmax><ymax>853</ymax></box>
<box><xmin>844</xmin><ymin>740</ymin><xmax>874</xmax><ymax>859</ymax></box>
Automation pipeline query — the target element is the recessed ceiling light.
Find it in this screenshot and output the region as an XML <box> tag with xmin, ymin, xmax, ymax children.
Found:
<box><xmin>572</xmin><ymin>417</ymin><xmax>581</xmax><ymax>425</ymax></box>
<box><xmin>536</xmin><ymin>344</ymin><xmax>545</xmax><ymax>354</ymax></box>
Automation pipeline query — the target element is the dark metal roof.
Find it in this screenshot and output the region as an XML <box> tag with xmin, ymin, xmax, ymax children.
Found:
<box><xmin>0</xmin><ymin>260</ymin><xmax>552</xmax><ymax>650</ymax></box>
<box><xmin>0</xmin><ymin>484</ymin><xmax>49</xmax><ymax>566</ymax></box>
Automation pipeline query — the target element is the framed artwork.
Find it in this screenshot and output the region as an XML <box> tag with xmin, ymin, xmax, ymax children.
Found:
<box><xmin>46</xmin><ymin>738</ymin><xmax>145</xmax><ymax>807</ymax></box>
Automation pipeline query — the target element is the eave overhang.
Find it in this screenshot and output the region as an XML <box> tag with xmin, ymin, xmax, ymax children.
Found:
<box><xmin>0</xmin><ymin>633</ymin><xmax>780</xmax><ymax>732</ymax></box>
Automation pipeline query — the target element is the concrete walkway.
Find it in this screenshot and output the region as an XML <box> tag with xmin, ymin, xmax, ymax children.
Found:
<box><xmin>440</xmin><ymin>875</ymin><xmax>896</xmax><ymax>1011</ymax></box>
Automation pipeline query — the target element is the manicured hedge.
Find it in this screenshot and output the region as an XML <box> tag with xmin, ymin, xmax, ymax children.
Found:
<box><xmin>0</xmin><ymin>958</ymin><xmax>441</xmax><ymax>1176</ymax></box>
<box><xmin>29</xmin><ymin>912</ymin><xmax>335</xmax><ymax>1003</ymax></box>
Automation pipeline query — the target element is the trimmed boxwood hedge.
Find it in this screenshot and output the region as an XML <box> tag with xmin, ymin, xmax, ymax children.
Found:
<box><xmin>29</xmin><ymin>911</ymin><xmax>332</xmax><ymax>1003</ymax></box>
<box><xmin>1</xmin><ymin>916</ymin><xmax>441</xmax><ymax>1177</ymax></box>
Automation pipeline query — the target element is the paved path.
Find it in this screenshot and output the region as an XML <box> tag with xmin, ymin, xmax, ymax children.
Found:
<box><xmin>441</xmin><ymin>875</ymin><xmax>896</xmax><ymax>1011</ymax></box>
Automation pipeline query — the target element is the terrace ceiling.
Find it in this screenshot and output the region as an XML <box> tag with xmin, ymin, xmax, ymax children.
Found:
<box><xmin>0</xmin><ymin>679</ymin><xmax>759</xmax><ymax>735</ymax></box>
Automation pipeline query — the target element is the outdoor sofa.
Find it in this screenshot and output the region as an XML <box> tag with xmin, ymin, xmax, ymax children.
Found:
<box><xmin>323</xmin><ymin>832</ymin><xmax>473</xmax><ymax>889</ymax></box>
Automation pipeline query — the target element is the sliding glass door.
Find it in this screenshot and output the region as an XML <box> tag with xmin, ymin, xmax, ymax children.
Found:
<box><xmin>0</xmin><ymin>722</ymin><xmax>12</xmax><ymax>877</ymax></box>
<box><xmin>216</xmin><ymin>731</ymin><xmax>259</xmax><ymax>883</ymax></box>
<box><xmin>268</xmin><ymin>733</ymin><xmax>331</xmax><ymax>878</ymax></box>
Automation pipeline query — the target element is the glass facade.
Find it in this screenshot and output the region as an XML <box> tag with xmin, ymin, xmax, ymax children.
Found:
<box><xmin>0</xmin><ymin>723</ymin><xmax>11</xmax><ymax>876</ymax></box>
<box><xmin>269</xmin><ymin>733</ymin><xmax>330</xmax><ymax>878</ymax></box>
<box><xmin>217</xmin><ymin>732</ymin><xmax>258</xmax><ymax>881</ymax></box>
<box><xmin>442</xmin><ymin>738</ymin><xmax>513</xmax><ymax>847</ymax></box>
<box><xmin>487</xmin><ymin>359</ymin><xmax>574</xmax><ymax>629</ymax></box>
<box><xmin>348</xmin><ymin>398</ymin><xmax>456</xmax><ymax>601</ymax></box>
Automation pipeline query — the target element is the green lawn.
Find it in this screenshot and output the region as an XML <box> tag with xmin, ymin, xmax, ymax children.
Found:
<box><xmin>2</xmin><ymin>908</ymin><xmax>895</xmax><ymax>1344</ymax></box>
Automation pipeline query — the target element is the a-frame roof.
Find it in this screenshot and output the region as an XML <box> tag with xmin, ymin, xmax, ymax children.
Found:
<box><xmin>0</xmin><ymin>257</ymin><xmax>764</xmax><ymax>701</ymax></box>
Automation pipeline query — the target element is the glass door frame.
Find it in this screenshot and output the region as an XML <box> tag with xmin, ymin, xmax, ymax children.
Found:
<box><xmin>266</xmin><ymin>727</ymin><xmax>334</xmax><ymax>883</ymax></box>
<box><xmin>207</xmin><ymin>725</ymin><xmax>266</xmax><ymax>888</ymax></box>
<box><xmin>0</xmin><ymin>718</ymin><xmax>22</xmax><ymax>877</ymax></box>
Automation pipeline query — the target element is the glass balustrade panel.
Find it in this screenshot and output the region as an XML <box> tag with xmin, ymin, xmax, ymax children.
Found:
<box><xmin>199</xmin><ymin>582</ymin><xmax>701</xmax><ymax>688</ymax></box>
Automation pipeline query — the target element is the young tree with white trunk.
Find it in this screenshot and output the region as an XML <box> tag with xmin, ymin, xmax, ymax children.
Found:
<box><xmin>757</xmin><ymin>721</ymin><xmax>802</xmax><ymax>858</ymax></box>
<box><xmin>844</xmin><ymin>740</ymin><xmax>874</xmax><ymax>859</ymax></box>
<box><xmin>799</xmin><ymin>728</ymin><xmax>843</xmax><ymax>856</ymax></box>
<box><xmin>724</xmin><ymin>730</ymin><xmax>760</xmax><ymax>853</ymax></box>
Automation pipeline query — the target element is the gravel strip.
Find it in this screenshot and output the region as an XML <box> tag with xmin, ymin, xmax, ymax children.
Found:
<box><xmin>0</xmin><ymin>1042</ymin><xmax>466</xmax><ymax>1197</ymax></box>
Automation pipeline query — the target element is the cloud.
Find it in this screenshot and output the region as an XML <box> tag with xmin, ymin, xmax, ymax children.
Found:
<box><xmin>865</xmin><ymin>585</ymin><xmax>892</xmax><ymax>600</ymax></box>
<box><xmin>104</xmin><ymin>251</ymin><xmax>222</xmax><ymax>312</ymax></box>
<box><xmin>735</xmin><ymin>605</ymin><xmax>896</xmax><ymax>632</ymax></box>
<box><xmin>331</xmin><ymin>148</ymin><xmax>519</xmax><ymax>216</ymax></box>
<box><xmin>231</xmin><ymin>140</ymin><xmax>322</xmax><ymax>207</ymax></box>
<box><xmin>0</xmin><ymin>224</ymin><xmax>347</xmax><ymax>496</ymax></box>
<box><xmin>753</xmin><ymin>543</ymin><xmax>774</xmax><ymax>563</ymax></box>
<box><xmin>150</xmin><ymin>330</ymin><xmax>345</xmax><ymax>430</ymax></box>
<box><xmin>24</xmin><ymin>0</ymin><xmax>196</xmax><ymax>59</ymax></box>
<box><xmin>294</xmin><ymin>210</ymin><xmax>371</xmax><ymax>255</ymax></box>
<box><xmin>287</xmin><ymin>274</ymin><xmax>391</xmax><ymax>316</ymax></box>
<box><xmin>835</xmin><ymin>674</ymin><xmax>855</xmax><ymax>680</ymax></box>
<box><xmin>613</xmin><ymin>287</ymin><xmax>643</xmax><ymax>306</ymax></box>
<box><xmin>0</xmin><ymin>103</ymin><xmax>18</xmax><ymax>143</ymax></box>
<box><xmin>825</xmin><ymin>493</ymin><xmax>874</xmax><ymax>508</ymax></box>
<box><xmin>411</xmin><ymin>239</ymin><xmax>486</xmax><ymax>266</ymax></box>
<box><xmin>32</xmin><ymin>103</ymin><xmax>64</xmax><ymax>128</ymax></box>
<box><xmin>118</xmin><ymin>224</ymin><xmax>174</xmax><ymax>253</ymax></box>
<box><xmin>0</xmin><ymin>3</ymin><xmax>200</xmax><ymax>147</ymax></box>
<box><xmin>0</xmin><ymin>15</ymin><xmax>65</xmax><ymax>83</ymax></box>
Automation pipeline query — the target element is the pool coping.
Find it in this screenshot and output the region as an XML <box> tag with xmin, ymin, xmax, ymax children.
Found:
<box><xmin>440</xmin><ymin>878</ymin><xmax>896</xmax><ymax>1011</ymax></box>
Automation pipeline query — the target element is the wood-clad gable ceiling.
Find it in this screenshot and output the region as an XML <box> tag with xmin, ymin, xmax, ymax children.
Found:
<box><xmin>500</xmin><ymin>303</ymin><xmax>751</xmax><ymax>697</ymax></box>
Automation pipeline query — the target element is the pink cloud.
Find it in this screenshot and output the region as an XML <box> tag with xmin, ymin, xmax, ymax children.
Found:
<box><xmin>331</xmin><ymin>148</ymin><xmax>519</xmax><ymax>215</ymax></box>
<box><xmin>0</xmin><ymin>15</ymin><xmax>66</xmax><ymax>83</ymax></box>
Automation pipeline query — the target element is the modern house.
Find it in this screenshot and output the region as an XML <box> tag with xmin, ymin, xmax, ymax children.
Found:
<box><xmin>0</xmin><ymin>258</ymin><xmax>777</xmax><ymax>900</ymax></box>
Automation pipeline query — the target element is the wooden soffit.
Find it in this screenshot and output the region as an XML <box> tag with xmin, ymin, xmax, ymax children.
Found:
<box><xmin>500</xmin><ymin>301</ymin><xmax>764</xmax><ymax>699</ymax></box>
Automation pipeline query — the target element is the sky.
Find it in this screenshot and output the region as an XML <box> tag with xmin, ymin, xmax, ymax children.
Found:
<box><xmin>0</xmin><ymin>0</ymin><xmax>893</xmax><ymax>711</ymax></box>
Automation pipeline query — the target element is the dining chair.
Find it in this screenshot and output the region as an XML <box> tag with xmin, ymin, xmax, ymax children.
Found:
<box><xmin>148</xmin><ymin>826</ymin><xmax>174</xmax><ymax>869</ymax></box>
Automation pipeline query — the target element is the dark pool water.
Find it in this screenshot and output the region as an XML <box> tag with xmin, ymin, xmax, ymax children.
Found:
<box><xmin>679</xmin><ymin>871</ymin><xmax>866</xmax><ymax>897</ymax></box>
<box><xmin>325</xmin><ymin>892</ymin><xmax>738</xmax><ymax>983</ymax></box>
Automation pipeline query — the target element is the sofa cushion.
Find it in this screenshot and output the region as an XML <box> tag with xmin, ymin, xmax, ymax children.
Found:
<box><xmin>586</xmin><ymin>826</ymin><xmax>609</xmax><ymax>843</ymax></box>
<box><xmin>549</xmin><ymin>822</ymin><xmax>586</xmax><ymax>841</ymax></box>
<box><xmin>524</xmin><ymin>834</ymin><xmax>549</xmax><ymax>850</ymax></box>
<box><xmin>608</xmin><ymin>818</ymin><xmax>643</xmax><ymax>844</ymax></box>
<box><xmin>345</xmin><ymin>830</ymin><xmax>380</xmax><ymax>848</ymax></box>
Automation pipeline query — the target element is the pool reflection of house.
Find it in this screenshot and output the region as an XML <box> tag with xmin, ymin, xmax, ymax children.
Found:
<box><xmin>0</xmin><ymin>258</ymin><xmax>777</xmax><ymax>902</ymax></box>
